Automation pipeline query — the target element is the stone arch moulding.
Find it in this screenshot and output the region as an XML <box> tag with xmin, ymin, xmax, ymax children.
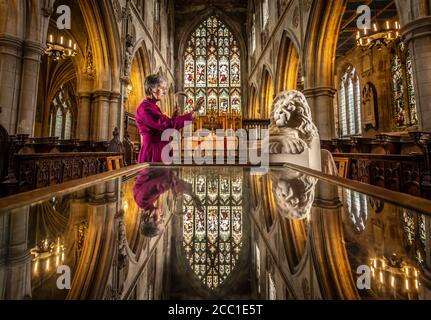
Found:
<box><xmin>77</xmin><ymin>0</ymin><xmax>121</xmax><ymax>93</ymax></box>
<box><xmin>275</xmin><ymin>30</ymin><xmax>302</xmax><ymax>93</ymax></box>
<box><xmin>259</xmin><ymin>65</ymin><xmax>275</xmax><ymax>119</ymax></box>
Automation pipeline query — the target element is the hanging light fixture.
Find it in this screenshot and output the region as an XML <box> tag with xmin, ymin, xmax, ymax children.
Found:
<box><xmin>46</xmin><ymin>33</ymin><xmax>77</xmax><ymax>61</ymax></box>
<box><xmin>357</xmin><ymin>20</ymin><xmax>401</xmax><ymax>50</ymax></box>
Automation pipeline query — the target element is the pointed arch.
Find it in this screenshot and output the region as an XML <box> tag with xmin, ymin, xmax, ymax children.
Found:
<box><xmin>276</xmin><ymin>31</ymin><xmax>301</xmax><ymax>93</ymax></box>
<box><xmin>259</xmin><ymin>66</ymin><xmax>274</xmax><ymax>119</ymax></box>
<box><xmin>77</xmin><ymin>0</ymin><xmax>121</xmax><ymax>92</ymax></box>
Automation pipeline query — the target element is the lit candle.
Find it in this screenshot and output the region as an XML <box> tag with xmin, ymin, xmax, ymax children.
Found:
<box><xmin>46</xmin><ymin>259</ymin><xmax>50</xmax><ymax>271</ymax></box>
<box><xmin>60</xmin><ymin>36</ymin><xmax>64</xmax><ymax>45</ymax></box>
<box><xmin>34</xmin><ymin>260</ymin><xmax>38</xmax><ymax>273</ymax></box>
<box><xmin>357</xmin><ymin>31</ymin><xmax>360</xmax><ymax>39</ymax></box>
<box><xmin>386</xmin><ymin>21</ymin><xmax>390</xmax><ymax>29</ymax></box>
<box><xmin>61</xmin><ymin>252</ymin><xmax>65</xmax><ymax>262</ymax></box>
<box><xmin>49</xmin><ymin>34</ymin><xmax>53</xmax><ymax>43</ymax></box>
<box><xmin>382</xmin><ymin>260</ymin><xmax>385</xmax><ymax>269</ymax></box>
<box><xmin>364</xmin><ymin>28</ymin><xmax>368</xmax><ymax>35</ymax></box>
<box><xmin>395</xmin><ymin>22</ymin><xmax>399</xmax><ymax>29</ymax></box>
<box><xmin>371</xmin><ymin>267</ymin><xmax>375</xmax><ymax>277</ymax></box>
<box><xmin>74</xmin><ymin>43</ymin><xmax>77</xmax><ymax>50</ymax></box>
<box><xmin>373</xmin><ymin>23</ymin><xmax>377</xmax><ymax>32</ymax></box>
<box><xmin>56</xmin><ymin>255</ymin><xmax>60</xmax><ymax>267</ymax></box>
<box><xmin>405</xmin><ymin>267</ymin><xmax>409</xmax><ymax>276</ymax></box>
<box><xmin>69</xmin><ymin>39</ymin><xmax>72</xmax><ymax>48</ymax></box>
<box><xmin>373</xmin><ymin>259</ymin><xmax>377</xmax><ymax>269</ymax></box>
<box><xmin>396</xmin><ymin>31</ymin><xmax>399</xmax><ymax>37</ymax></box>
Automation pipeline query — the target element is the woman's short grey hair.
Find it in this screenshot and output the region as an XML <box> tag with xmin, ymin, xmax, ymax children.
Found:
<box><xmin>144</xmin><ymin>74</ymin><xmax>166</xmax><ymax>96</ymax></box>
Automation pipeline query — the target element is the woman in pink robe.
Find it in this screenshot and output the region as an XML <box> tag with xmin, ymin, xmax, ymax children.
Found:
<box><xmin>136</xmin><ymin>74</ymin><xmax>204</xmax><ymax>163</ymax></box>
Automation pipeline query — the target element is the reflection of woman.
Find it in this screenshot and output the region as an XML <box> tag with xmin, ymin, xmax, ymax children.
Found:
<box><xmin>133</xmin><ymin>168</ymin><xmax>203</xmax><ymax>237</ymax></box>
<box><xmin>136</xmin><ymin>75</ymin><xmax>204</xmax><ymax>163</ymax></box>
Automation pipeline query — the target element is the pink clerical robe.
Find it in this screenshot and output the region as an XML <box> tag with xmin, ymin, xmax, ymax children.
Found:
<box><xmin>136</xmin><ymin>98</ymin><xmax>193</xmax><ymax>163</ymax></box>
<box><xmin>133</xmin><ymin>168</ymin><xmax>192</xmax><ymax>210</ymax></box>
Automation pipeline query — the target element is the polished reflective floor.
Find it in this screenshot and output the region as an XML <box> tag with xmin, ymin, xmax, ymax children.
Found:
<box><xmin>0</xmin><ymin>165</ymin><xmax>430</xmax><ymax>300</ymax></box>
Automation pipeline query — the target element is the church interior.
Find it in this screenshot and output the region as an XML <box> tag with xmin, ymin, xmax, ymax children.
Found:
<box><xmin>0</xmin><ymin>0</ymin><xmax>431</xmax><ymax>300</ymax></box>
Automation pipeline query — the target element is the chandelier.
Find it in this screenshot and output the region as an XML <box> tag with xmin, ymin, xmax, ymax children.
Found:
<box><xmin>46</xmin><ymin>34</ymin><xmax>77</xmax><ymax>61</ymax></box>
<box><xmin>369</xmin><ymin>254</ymin><xmax>421</xmax><ymax>298</ymax></box>
<box><xmin>357</xmin><ymin>20</ymin><xmax>401</xmax><ymax>50</ymax></box>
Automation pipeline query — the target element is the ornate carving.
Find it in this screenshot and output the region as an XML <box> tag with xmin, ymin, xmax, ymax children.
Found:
<box><xmin>107</xmin><ymin>128</ymin><xmax>125</xmax><ymax>154</ymax></box>
<box><xmin>123</xmin><ymin>34</ymin><xmax>135</xmax><ymax>79</ymax></box>
<box><xmin>113</xmin><ymin>0</ymin><xmax>122</xmax><ymax>22</ymax></box>
<box><xmin>84</xmin><ymin>45</ymin><xmax>96</xmax><ymax>78</ymax></box>
<box><xmin>270</xmin><ymin>169</ymin><xmax>317</xmax><ymax>220</ymax></box>
<box><xmin>362</xmin><ymin>83</ymin><xmax>378</xmax><ymax>130</ymax></box>
<box><xmin>268</xmin><ymin>90</ymin><xmax>319</xmax><ymax>155</ymax></box>
<box><xmin>292</xmin><ymin>6</ymin><xmax>299</xmax><ymax>28</ymax></box>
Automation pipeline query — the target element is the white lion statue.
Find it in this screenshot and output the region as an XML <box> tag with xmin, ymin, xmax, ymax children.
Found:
<box><xmin>264</xmin><ymin>90</ymin><xmax>321</xmax><ymax>170</ymax></box>
<box><xmin>270</xmin><ymin>169</ymin><xmax>318</xmax><ymax>220</ymax></box>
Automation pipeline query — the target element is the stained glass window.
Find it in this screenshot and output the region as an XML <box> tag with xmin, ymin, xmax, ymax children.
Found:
<box><xmin>262</xmin><ymin>0</ymin><xmax>269</xmax><ymax>29</ymax></box>
<box><xmin>251</xmin><ymin>13</ymin><xmax>256</xmax><ymax>53</ymax></box>
<box><xmin>182</xmin><ymin>168</ymin><xmax>243</xmax><ymax>290</ymax></box>
<box><xmin>338</xmin><ymin>66</ymin><xmax>361</xmax><ymax>136</ymax></box>
<box><xmin>183</xmin><ymin>16</ymin><xmax>242</xmax><ymax>116</ymax></box>
<box><xmin>50</xmin><ymin>84</ymin><xmax>75</xmax><ymax>140</ymax></box>
<box><xmin>391</xmin><ymin>41</ymin><xmax>418</xmax><ymax>128</ymax></box>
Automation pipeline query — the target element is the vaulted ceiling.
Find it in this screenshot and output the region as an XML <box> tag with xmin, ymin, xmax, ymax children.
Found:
<box><xmin>337</xmin><ymin>0</ymin><xmax>399</xmax><ymax>57</ymax></box>
<box><xmin>174</xmin><ymin>0</ymin><xmax>248</xmax><ymax>13</ymax></box>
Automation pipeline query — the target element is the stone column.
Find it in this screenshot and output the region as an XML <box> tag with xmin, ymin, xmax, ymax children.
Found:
<box><xmin>303</xmin><ymin>87</ymin><xmax>337</xmax><ymax>140</ymax></box>
<box><xmin>402</xmin><ymin>17</ymin><xmax>431</xmax><ymax>131</ymax></box>
<box><xmin>5</xmin><ymin>207</ymin><xmax>32</xmax><ymax>299</ymax></box>
<box><xmin>91</xmin><ymin>91</ymin><xmax>111</xmax><ymax>141</ymax></box>
<box><xmin>16</xmin><ymin>41</ymin><xmax>45</xmax><ymax>135</ymax></box>
<box><xmin>109</xmin><ymin>93</ymin><xmax>121</xmax><ymax>139</ymax></box>
<box><xmin>0</xmin><ymin>35</ymin><xmax>23</xmax><ymax>134</ymax></box>
<box><xmin>77</xmin><ymin>93</ymin><xmax>92</xmax><ymax>141</ymax></box>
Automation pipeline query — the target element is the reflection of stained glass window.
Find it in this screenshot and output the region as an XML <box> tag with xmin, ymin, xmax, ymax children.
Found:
<box><xmin>391</xmin><ymin>41</ymin><xmax>418</xmax><ymax>128</ymax></box>
<box><xmin>344</xmin><ymin>189</ymin><xmax>368</xmax><ymax>232</ymax></box>
<box><xmin>402</xmin><ymin>209</ymin><xmax>426</xmax><ymax>265</ymax></box>
<box><xmin>183</xmin><ymin>16</ymin><xmax>242</xmax><ymax>116</ymax></box>
<box><xmin>182</xmin><ymin>168</ymin><xmax>243</xmax><ymax>290</ymax></box>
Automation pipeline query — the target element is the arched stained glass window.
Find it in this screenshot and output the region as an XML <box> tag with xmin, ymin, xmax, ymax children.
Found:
<box><xmin>182</xmin><ymin>168</ymin><xmax>243</xmax><ymax>290</ymax></box>
<box><xmin>391</xmin><ymin>41</ymin><xmax>418</xmax><ymax>128</ymax></box>
<box><xmin>338</xmin><ymin>66</ymin><xmax>361</xmax><ymax>136</ymax></box>
<box><xmin>183</xmin><ymin>16</ymin><xmax>242</xmax><ymax>116</ymax></box>
<box><xmin>49</xmin><ymin>84</ymin><xmax>75</xmax><ymax>140</ymax></box>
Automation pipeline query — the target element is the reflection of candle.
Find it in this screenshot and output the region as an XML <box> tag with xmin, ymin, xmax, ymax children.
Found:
<box><xmin>379</xmin><ymin>271</ymin><xmax>384</xmax><ymax>283</ymax></box>
<box><xmin>415</xmin><ymin>280</ymin><xmax>419</xmax><ymax>290</ymax></box>
<box><xmin>405</xmin><ymin>279</ymin><xmax>409</xmax><ymax>291</ymax></box>
<box><xmin>34</xmin><ymin>261</ymin><xmax>38</xmax><ymax>273</ymax></box>
<box><xmin>46</xmin><ymin>259</ymin><xmax>50</xmax><ymax>271</ymax></box>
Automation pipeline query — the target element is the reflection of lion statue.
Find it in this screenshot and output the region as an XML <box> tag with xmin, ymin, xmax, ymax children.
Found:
<box><xmin>270</xmin><ymin>169</ymin><xmax>318</xmax><ymax>220</ymax></box>
<box><xmin>268</xmin><ymin>90</ymin><xmax>319</xmax><ymax>154</ymax></box>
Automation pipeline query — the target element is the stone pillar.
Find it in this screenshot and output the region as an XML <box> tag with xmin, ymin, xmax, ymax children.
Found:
<box><xmin>402</xmin><ymin>17</ymin><xmax>431</xmax><ymax>131</ymax></box>
<box><xmin>16</xmin><ymin>41</ymin><xmax>45</xmax><ymax>135</ymax></box>
<box><xmin>0</xmin><ymin>35</ymin><xmax>23</xmax><ymax>134</ymax></box>
<box><xmin>91</xmin><ymin>91</ymin><xmax>111</xmax><ymax>141</ymax></box>
<box><xmin>109</xmin><ymin>93</ymin><xmax>121</xmax><ymax>139</ymax></box>
<box><xmin>5</xmin><ymin>207</ymin><xmax>32</xmax><ymax>299</ymax></box>
<box><xmin>303</xmin><ymin>87</ymin><xmax>336</xmax><ymax>140</ymax></box>
<box><xmin>77</xmin><ymin>93</ymin><xmax>92</xmax><ymax>141</ymax></box>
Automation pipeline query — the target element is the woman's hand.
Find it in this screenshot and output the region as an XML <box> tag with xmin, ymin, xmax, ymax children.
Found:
<box><xmin>193</xmin><ymin>97</ymin><xmax>205</xmax><ymax>113</ymax></box>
